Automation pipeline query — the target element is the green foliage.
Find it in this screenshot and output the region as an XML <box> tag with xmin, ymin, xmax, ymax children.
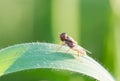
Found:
<box><xmin>0</xmin><ymin>43</ymin><xmax>115</xmax><ymax>81</ymax></box>
<box><xmin>0</xmin><ymin>0</ymin><xmax>119</xmax><ymax>80</ymax></box>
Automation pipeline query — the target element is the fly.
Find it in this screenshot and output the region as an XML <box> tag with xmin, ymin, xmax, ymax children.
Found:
<box><xmin>59</xmin><ymin>32</ymin><xmax>91</xmax><ymax>56</ymax></box>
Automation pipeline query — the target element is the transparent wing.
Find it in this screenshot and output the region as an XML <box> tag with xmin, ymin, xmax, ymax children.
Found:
<box><xmin>75</xmin><ymin>44</ymin><xmax>92</xmax><ymax>54</ymax></box>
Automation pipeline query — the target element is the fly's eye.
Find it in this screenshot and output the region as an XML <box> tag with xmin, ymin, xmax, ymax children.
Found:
<box><xmin>60</xmin><ymin>33</ymin><xmax>67</xmax><ymax>41</ymax></box>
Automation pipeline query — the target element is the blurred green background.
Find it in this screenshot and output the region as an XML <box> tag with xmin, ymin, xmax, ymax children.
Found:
<box><xmin>0</xmin><ymin>0</ymin><xmax>120</xmax><ymax>81</ymax></box>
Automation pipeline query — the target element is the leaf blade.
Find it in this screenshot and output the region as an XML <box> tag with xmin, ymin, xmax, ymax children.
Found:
<box><xmin>0</xmin><ymin>43</ymin><xmax>115</xmax><ymax>81</ymax></box>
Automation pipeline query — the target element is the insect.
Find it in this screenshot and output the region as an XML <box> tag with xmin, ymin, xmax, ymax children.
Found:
<box><xmin>59</xmin><ymin>32</ymin><xmax>91</xmax><ymax>56</ymax></box>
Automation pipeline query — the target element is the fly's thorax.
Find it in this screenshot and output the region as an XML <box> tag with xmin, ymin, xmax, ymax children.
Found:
<box><xmin>65</xmin><ymin>41</ymin><xmax>76</xmax><ymax>48</ymax></box>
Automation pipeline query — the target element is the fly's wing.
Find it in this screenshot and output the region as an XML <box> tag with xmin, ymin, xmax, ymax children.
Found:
<box><xmin>76</xmin><ymin>45</ymin><xmax>92</xmax><ymax>54</ymax></box>
<box><xmin>84</xmin><ymin>48</ymin><xmax>92</xmax><ymax>54</ymax></box>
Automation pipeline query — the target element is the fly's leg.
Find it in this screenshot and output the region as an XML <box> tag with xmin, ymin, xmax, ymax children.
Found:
<box><xmin>65</xmin><ymin>48</ymin><xmax>71</xmax><ymax>53</ymax></box>
<box><xmin>77</xmin><ymin>51</ymin><xmax>84</xmax><ymax>56</ymax></box>
<box><xmin>74</xmin><ymin>50</ymin><xmax>83</xmax><ymax>63</ymax></box>
<box><xmin>57</xmin><ymin>43</ymin><xmax>71</xmax><ymax>53</ymax></box>
<box><xmin>71</xmin><ymin>47</ymin><xmax>86</xmax><ymax>56</ymax></box>
<box><xmin>56</xmin><ymin>42</ymin><xmax>66</xmax><ymax>52</ymax></box>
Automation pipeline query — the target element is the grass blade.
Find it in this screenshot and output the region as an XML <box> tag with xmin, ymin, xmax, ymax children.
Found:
<box><xmin>0</xmin><ymin>43</ymin><xmax>115</xmax><ymax>81</ymax></box>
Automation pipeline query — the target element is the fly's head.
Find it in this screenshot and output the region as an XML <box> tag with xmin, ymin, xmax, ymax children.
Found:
<box><xmin>60</xmin><ymin>33</ymin><xmax>68</xmax><ymax>41</ymax></box>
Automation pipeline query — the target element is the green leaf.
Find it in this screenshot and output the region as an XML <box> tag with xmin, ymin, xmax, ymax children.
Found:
<box><xmin>0</xmin><ymin>43</ymin><xmax>115</xmax><ymax>81</ymax></box>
